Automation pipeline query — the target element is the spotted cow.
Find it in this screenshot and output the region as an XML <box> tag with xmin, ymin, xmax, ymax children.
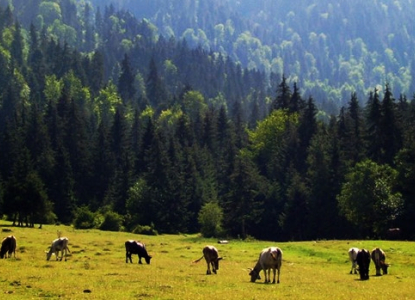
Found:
<box><xmin>348</xmin><ymin>247</ymin><xmax>359</xmax><ymax>274</ymax></box>
<box><xmin>371</xmin><ymin>248</ymin><xmax>389</xmax><ymax>276</ymax></box>
<box><xmin>125</xmin><ymin>240</ymin><xmax>152</xmax><ymax>264</ymax></box>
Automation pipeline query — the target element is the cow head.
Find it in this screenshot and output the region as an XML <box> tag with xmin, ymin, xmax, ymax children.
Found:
<box><xmin>46</xmin><ymin>250</ymin><xmax>52</xmax><ymax>261</ymax></box>
<box><xmin>145</xmin><ymin>255</ymin><xmax>152</xmax><ymax>264</ymax></box>
<box><xmin>213</xmin><ymin>257</ymin><xmax>223</xmax><ymax>270</ymax></box>
<box><xmin>248</xmin><ymin>268</ymin><xmax>261</xmax><ymax>282</ymax></box>
<box><xmin>381</xmin><ymin>262</ymin><xmax>389</xmax><ymax>274</ymax></box>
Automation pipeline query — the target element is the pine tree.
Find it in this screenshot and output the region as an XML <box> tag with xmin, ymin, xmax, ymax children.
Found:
<box><xmin>380</xmin><ymin>84</ymin><xmax>401</xmax><ymax>165</ymax></box>
<box><xmin>118</xmin><ymin>53</ymin><xmax>136</xmax><ymax>105</ymax></box>
<box><xmin>272</xmin><ymin>75</ymin><xmax>291</xmax><ymax>112</ymax></box>
<box><xmin>365</xmin><ymin>89</ymin><xmax>383</xmax><ymax>163</ymax></box>
<box><xmin>223</xmin><ymin>155</ymin><xmax>265</xmax><ymax>239</ymax></box>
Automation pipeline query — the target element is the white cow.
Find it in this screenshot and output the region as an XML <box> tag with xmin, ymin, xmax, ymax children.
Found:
<box><xmin>348</xmin><ymin>247</ymin><xmax>359</xmax><ymax>274</ymax></box>
<box><xmin>46</xmin><ymin>237</ymin><xmax>71</xmax><ymax>261</ymax></box>
<box><xmin>248</xmin><ymin>247</ymin><xmax>282</xmax><ymax>284</ymax></box>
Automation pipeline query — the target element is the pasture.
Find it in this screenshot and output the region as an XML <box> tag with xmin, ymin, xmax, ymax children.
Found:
<box><xmin>0</xmin><ymin>221</ymin><xmax>414</xmax><ymax>299</ymax></box>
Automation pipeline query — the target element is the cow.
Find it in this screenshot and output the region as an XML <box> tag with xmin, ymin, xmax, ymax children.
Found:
<box><xmin>193</xmin><ymin>245</ymin><xmax>222</xmax><ymax>275</ymax></box>
<box><xmin>348</xmin><ymin>247</ymin><xmax>359</xmax><ymax>274</ymax></box>
<box><xmin>125</xmin><ymin>240</ymin><xmax>152</xmax><ymax>264</ymax></box>
<box><xmin>248</xmin><ymin>247</ymin><xmax>283</xmax><ymax>284</ymax></box>
<box><xmin>46</xmin><ymin>237</ymin><xmax>71</xmax><ymax>261</ymax></box>
<box><xmin>386</xmin><ymin>228</ymin><xmax>401</xmax><ymax>240</ymax></box>
<box><xmin>0</xmin><ymin>235</ymin><xmax>16</xmax><ymax>259</ymax></box>
<box><xmin>371</xmin><ymin>248</ymin><xmax>389</xmax><ymax>276</ymax></box>
<box><xmin>356</xmin><ymin>248</ymin><xmax>370</xmax><ymax>280</ymax></box>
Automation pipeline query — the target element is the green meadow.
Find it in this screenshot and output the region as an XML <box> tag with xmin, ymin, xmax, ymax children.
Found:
<box><xmin>0</xmin><ymin>221</ymin><xmax>414</xmax><ymax>299</ymax></box>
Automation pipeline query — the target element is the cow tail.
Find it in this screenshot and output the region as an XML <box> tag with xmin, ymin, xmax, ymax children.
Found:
<box><xmin>193</xmin><ymin>256</ymin><xmax>204</xmax><ymax>264</ymax></box>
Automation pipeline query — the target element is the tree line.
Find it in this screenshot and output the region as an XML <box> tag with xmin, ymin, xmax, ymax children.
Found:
<box><xmin>0</xmin><ymin>3</ymin><xmax>415</xmax><ymax>241</ymax></box>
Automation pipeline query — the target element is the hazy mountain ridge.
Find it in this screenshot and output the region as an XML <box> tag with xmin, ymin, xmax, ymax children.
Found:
<box><xmin>88</xmin><ymin>0</ymin><xmax>415</xmax><ymax>104</ymax></box>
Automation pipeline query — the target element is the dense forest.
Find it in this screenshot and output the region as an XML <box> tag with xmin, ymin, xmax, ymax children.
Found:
<box><xmin>0</xmin><ymin>0</ymin><xmax>414</xmax><ymax>241</ymax></box>
<box><xmin>86</xmin><ymin>0</ymin><xmax>415</xmax><ymax>112</ymax></box>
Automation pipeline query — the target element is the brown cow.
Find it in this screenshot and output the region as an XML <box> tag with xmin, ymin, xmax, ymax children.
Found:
<box><xmin>371</xmin><ymin>248</ymin><xmax>389</xmax><ymax>276</ymax></box>
<box><xmin>193</xmin><ymin>245</ymin><xmax>222</xmax><ymax>274</ymax></box>
<box><xmin>0</xmin><ymin>235</ymin><xmax>16</xmax><ymax>259</ymax></box>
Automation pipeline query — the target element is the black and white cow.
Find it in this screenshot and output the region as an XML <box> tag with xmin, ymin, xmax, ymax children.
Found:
<box><xmin>371</xmin><ymin>248</ymin><xmax>389</xmax><ymax>276</ymax></box>
<box><xmin>193</xmin><ymin>245</ymin><xmax>223</xmax><ymax>275</ymax></box>
<box><xmin>46</xmin><ymin>237</ymin><xmax>70</xmax><ymax>261</ymax></box>
<box><xmin>248</xmin><ymin>247</ymin><xmax>283</xmax><ymax>284</ymax></box>
<box><xmin>348</xmin><ymin>247</ymin><xmax>359</xmax><ymax>274</ymax></box>
<box><xmin>125</xmin><ymin>240</ymin><xmax>152</xmax><ymax>264</ymax></box>
<box><xmin>0</xmin><ymin>235</ymin><xmax>16</xmax><ymax>259</ymax></box>
<box><xmin>356</xmin><ymin>248</ymin><xmax>370</xmax><ymax>280</ymax></box>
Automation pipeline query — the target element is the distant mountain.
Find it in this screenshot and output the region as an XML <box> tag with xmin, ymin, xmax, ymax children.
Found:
<box><xmin>89</xmin><ymin>0</ymin><xmax>415</xmax><ymax>105</ymax></box>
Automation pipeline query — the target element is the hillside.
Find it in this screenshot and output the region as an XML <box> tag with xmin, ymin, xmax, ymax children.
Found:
<box><xmin>0</xmin><ymin>1</ymin><xmax>415</xmax><ymax>241</ymax></box>
<box><xmin>86</xmin><ymin>0</ymin><xmax>415</xmax><ymax>107</ymax></box>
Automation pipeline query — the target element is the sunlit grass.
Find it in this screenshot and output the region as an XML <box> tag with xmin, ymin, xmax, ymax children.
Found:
<box><xmin>0</xmin><ymin>221</ymin><xmax>414</xmax><ymax>299</ymax></box>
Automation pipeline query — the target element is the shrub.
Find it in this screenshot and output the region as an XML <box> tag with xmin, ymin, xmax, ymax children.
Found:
<box><xmin>132</xmin><ymin>224</ymin><xmax>158</xmax><ymax>235</ymax></box>
<box><xmin>198</xmin><ymin>201</ymin><xmax>224</xmax><ymax>238</ymax></box>
<box><xmin>99</xmin><ymin>211</ymin><xmax>123</xmax><ymax>231</ymax></box>
<box><xmin>73</xmin><ymin>206</ymin><xmax>95</xmax><ymax>229</ymax></box>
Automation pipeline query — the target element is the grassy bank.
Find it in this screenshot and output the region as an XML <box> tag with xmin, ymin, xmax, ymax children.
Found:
<box><xmin>0</xmin><ymin>221</ymin><xmax>414</xmax><ymax>299</ymax></box>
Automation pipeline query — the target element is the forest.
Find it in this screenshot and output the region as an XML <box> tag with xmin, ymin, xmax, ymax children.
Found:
<box><xmin>0</xmin><ymin>0</ymin><xmax>414</xmax><ymax>241</ymax></box>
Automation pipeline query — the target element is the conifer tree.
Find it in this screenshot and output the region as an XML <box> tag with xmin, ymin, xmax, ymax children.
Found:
<box><xmin>365</xmin><ymin>89</ymin><xmax>383</xmax><ymax>163</ymax></box>
<box><xmin>118</xmin><ymin>53</ymin><xmax>136</xmax><ymax>105</ymax></box>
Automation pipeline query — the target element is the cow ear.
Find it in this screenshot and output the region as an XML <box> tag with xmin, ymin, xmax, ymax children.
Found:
<box><xmin>218</xmin><ymin>257</ymin><xmax>223</xmax><ymax>261</ymax></box>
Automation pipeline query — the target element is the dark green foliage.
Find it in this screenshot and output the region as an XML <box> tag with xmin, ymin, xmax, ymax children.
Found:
<box><xmin>73</xmin><ymin>206</ymin><xmax>96</xmax><ymax>229</ymax></box>
<box><xmin>1</xmin><ymin>0</ymin><xmax>415</xmax><ymax>241</ymax></box>
<box><xmin>99</xmin><ymin>211</ymin><xmax>123</xmax><ymax>231</ymax></box>
<box><xmin>132</xmin><ymin>224</ymin><xmax>158</xmax><ymax>236</ymax></box>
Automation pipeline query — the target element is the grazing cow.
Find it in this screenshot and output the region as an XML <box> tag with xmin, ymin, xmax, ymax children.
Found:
<box><xmin>193</xmin><ymin>245</ymin><xmax>222</xmax><ymax>275</ymax></box>
<box><xmin>386</xmin><ymin>228</ymin><xmax>401</xmax><ymax>240</ymax></box>
<box><xmin>371</xmin><ymin>248</ymin><xmax>389</xmax><ymax>276</ymax></box>
<box><xmin>46</xmin><ymin>237</ymin><xmax>70</xmax><ymax>261</ymax></box>
<box><xmin>125</xmin><ymin>240</ymin><xmax>152</xmax><ymax>264</ymax></box>
<box><xmin>248</xmin><ymin>247</ymin><xmax>283</xmax><ymax>284</ymax></box>
<box><xmin>348</xmin><ymin>247</ymin><xmax>359</xmax><ymax>274</ymax></box>
<box><xmin>356</xmin><ymin>249</ymin><xmax>370</xmax><ymax>280</ymax></box>
<box><xmin>0</xmin><ymin>235</ymin><xmax>16</xmax><ymax>259</ymax></box>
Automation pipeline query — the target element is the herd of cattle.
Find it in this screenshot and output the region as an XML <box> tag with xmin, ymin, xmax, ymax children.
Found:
<box><xmin>348</xmin><ymin>247</ymin><xmax>389</xmax><ymax>280</ymax></box>
<box><xmin>1</xmin><ymin>235</ymin><xmax>390</xmax><ymax>283</ymax></box>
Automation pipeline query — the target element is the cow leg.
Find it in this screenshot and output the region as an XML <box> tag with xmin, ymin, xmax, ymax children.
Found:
<box><xmin>264</xmin><ymin>269</ymin><xmax>269</xmax><ymax>283</ymax></box>
<box><xmin>212</xmin><ymin>262</ymin><xmax>217</xmax><ymax>274</ymax></box>
<box><xmin>138</xmin><ymin>255</ymin><xmax>142</xmax><ymax>264</ymax></box>
<box><xmin>272</xmin><ymin>268</ymin><xmax>276</xmax><ymax>284</ymax></box>
<box><xmin>206</xmin><ymin>263</ymin><xmax>212</xmax><ymax>275</ymax></box>
<box><xmin>277</xmin><ymin>267</ymin><xmax>280</xmax><ymax>284</ymax></box>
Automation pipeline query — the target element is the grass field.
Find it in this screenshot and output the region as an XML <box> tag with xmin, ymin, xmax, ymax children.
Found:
<box><xmin>0</xmin><ymin>221</ymin><xmax>414</xmax><ymax>299</ymax></box>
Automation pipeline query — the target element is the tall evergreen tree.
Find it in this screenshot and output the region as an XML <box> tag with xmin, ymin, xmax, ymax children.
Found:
<box><xmin>117</xmin><ymin>53</ymin><xmax>136</xmax><ymax>105</ymax></box>
<box><xmin>380</xmin><ymin>84</ymin><xmax>401</xmax><ymax>165</ymax></box>
<box><xmin>272</xmin><ymin>75</ymin><xmax>291</xmax><ymax>112</ymax></box>
<box><xmin>223</xmin><ymin>154</ymin><xmax>265</xmax><ymax>238</ymax></box>
<box><xmin>365</xmin><ymin>89</ymin><xmax>383</xmax><ymax>163</ymax></box>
